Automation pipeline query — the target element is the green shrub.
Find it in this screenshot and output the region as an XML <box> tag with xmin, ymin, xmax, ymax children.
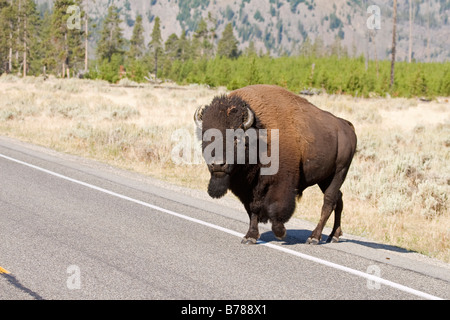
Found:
<box><xmin>86</xmin><ymin>52</ymin><xmax>450</xmax><ymax>98</ymax></box>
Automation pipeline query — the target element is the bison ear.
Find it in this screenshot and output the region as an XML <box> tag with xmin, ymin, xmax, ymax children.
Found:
<box><xmin>243</xmin><ymin>107</ymin><xmax>254</xmax><ymax>130</ymax></box>
<box><xmin>194</xmin><ymin>105</ymin><xmax>205</xmax><ymax>128</ymax></box>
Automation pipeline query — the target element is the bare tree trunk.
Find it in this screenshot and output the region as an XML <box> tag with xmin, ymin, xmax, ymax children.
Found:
<box><xmin>154</xmin><ymin>52</ymin><xmax>158</xmax><ymax>82</ymax></box>
<box><xmin>8</xmin><ymin>33</ymin><xmax>12</xmax><ymax>72</ymax></box>
<box><xmin>364</xmin><ymin>30</ymin><xmax>369</xmax><ymax>71</ymax></box>
<box><xmin>7</xmin><ymin>0</ymin><xmax>12</xmax><ymax>72</ymax></box>
<box><xmin>408</xmin><ymin>0</ymin><xmax>413</xmax><ymax>63</ymax></box>
<box><xmin>15</xmin><ymin>0</ymin><xmax>21</xmax><ymax>67</ymax></box>
<box><xmin>85</xmin><ymin>16</ymin><xmax>88</xmax><ymax>72</ymax></box>
<box><xmin>23</xmin><ymin>15</ymin><xmax>27</xmax><ymax>77</ymax></box>
<box><xmin>62</xmin><ymin>32</ymin><xmax>68</xmax><ymax>78</ymax></box>
<box><xmin>372</xmin><ymin>31</ymin><xmax>379</xmax><ymax>78</ymax></box>
<box><xmin>390</xmin><ymin>0</ymin><xmax>397</xmax><ymax>89</ymax></box>
<box><xmin>426</xmin><ymin>0</ymin><xmax>431</xmax><ymax>62</ymax></box>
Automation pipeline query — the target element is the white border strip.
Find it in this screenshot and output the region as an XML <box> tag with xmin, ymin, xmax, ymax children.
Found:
<box><xmin>0</xmin><ymin>153</ymin><xmax>444</xmax><ymax>300</ymax></box>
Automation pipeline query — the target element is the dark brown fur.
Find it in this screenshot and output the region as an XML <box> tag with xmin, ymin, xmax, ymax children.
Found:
<box><xmin>197</xmin><ymin>85</ymin><xmax>357</xmax><ymax>244</ymax></box>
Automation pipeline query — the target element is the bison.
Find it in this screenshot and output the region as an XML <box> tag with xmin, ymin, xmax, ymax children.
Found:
<box><xmin>194</xmin><ymin>85</ymin><xmax>357</xmax><ymax>245</ymax></box>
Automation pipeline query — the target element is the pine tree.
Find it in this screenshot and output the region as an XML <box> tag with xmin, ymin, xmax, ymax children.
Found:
<box><xmin>217</xmin><ymin>23</ymin><xmax>238</xmax><ymax>59</ymax></box>
<box><xmin>299</xmin><ymin>37</ymin><xmax>313</xmax><ymax>57</ymax></box>
<box><xmin>192</xmin><ymin>18</ymin><xmax>207</xmax><ymax>59</ymax></box>
<box><xmin>408</xmin><ymin>0</ymin><xmax>414</xmax><ymax>63</ymax></box>
<box><xmin>193</xmin><ymin>17</ymin><xmax>215</xmax><ymax>58</ymax></box>
<box><xmin>68</xmin><ymin>0</ymin><xmax>87</xmax><ymax>75</ymax></box>
<box><xmin>50</xmin><ymin>0</ymin><xmax>71</xmax><ymax>77</ymax></box>
<box><xmin>245</xmin><ymin>57</ymin><xmax>262</xmax><ymax>85</ymax></box>
<box><xmin>178</xmin><ymin>29</ymin><xmax>192</xmax><ymax>61</ymax></box>
<box><xmin>205</xmin><ymin>12</ymin><xmax>217</xmax><ymax>56</ymax></box>
<box><xmin>12</xmin><ymin>0</ymin><xmax>22</xmax><ymax>72</ymax></box>
<box><xmin>165</xmin><ymin>33</ymin><xmax>181</xmax><ymax>61</ymax></box>
<box><xmin>390</xmin><ymin>0</ymin><xmax>397</xmax><ymax>88</ymax></box>
<box><xmin>3</xmin><ymin>0</ymin><xmax>18</xmax><ymax>74</ymax></box>
<box><xmin>0</xmin><ymin>0</ymin><xmax>14</xmax><ymax>73</ymax></box>
<box><xmin>124</xmin><ymin>14</ymin><xmax>146</xmax><ymax>82</ymax></box>
<box><xmin>21</xmin><ymin>0</ymin><xmax>42</xmax><ymax>76</ymax></box>
<box><xmin>83</xmin><ymin>4</ymin><xmax>88</xmax><ymax>72</ymax></box>
<box><xmin>244</xmin><ymin>40</ymin><xmax>257</xmax><ymax>57</ymax></box>
<box><xmin>312</xmin><ymin>36</ymin><xmax>324</xmax><ymax>57</ymax></box>
<box><xmin>0</xmin><ymin>0</ymin><xmax>42</xmax><ymax>76</ymax></box>
<box><xmin>128</xmin><ymin>14</ymin><xmax>145</xmax><ymax>61</ymax></box>
<box><xmin>96</xmin><ymin>5</ymin><xmax>125</xmax><ymax>63</ymax></box>
<box><xmin>47</xmin><ymin>0</ymin><xmax>86</xmax><ymax>77</ymax></box>
<box><xmin>148</xmin><ymin>16</ymin><xmax>163</xmax><ymax>79</ymax></box>
<box><xmin>40</xmin><ymin>9</ymin><xmax>54</xmax><ymax>75</ymax></box>
<box><xmin>95</xmin><ymin>5</ymin><xmax>125</xmax><ymax>82</ymax></box>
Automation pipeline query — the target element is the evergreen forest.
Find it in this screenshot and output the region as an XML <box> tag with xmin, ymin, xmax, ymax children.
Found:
<box><xmin>0</xmin><ymin>0</ymin><xmax>449</xmax><ymax>98</ymax></box>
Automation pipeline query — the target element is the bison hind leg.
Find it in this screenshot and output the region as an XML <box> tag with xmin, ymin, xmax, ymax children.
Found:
<box><xmin>307</xmin><ymin>190</ymin><xmax>344</xmax><ymax>244</ymax></box>
<box><xmin>326</xmin><ymin>193</ymin><xmax>343</xmax><ymax>243</ymax></box>
<box><xmin>308</xmin><ymin>170</ymin><xmax>347</xmax><ymax>245</ymax></box>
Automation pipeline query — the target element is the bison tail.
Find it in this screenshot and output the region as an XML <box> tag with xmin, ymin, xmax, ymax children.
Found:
<box><xmin>345</xmin><ymin>120</ymin><xmax>355</xmax><ymax>132</ymax></box>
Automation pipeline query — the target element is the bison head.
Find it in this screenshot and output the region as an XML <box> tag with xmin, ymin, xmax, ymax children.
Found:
<box><xmin>194</xmin><ymin>95</ymin><xmax>255</xmax><ymax>198</ymax></box>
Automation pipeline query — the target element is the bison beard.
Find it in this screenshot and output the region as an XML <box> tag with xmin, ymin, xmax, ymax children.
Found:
<box><xmin>207</xmin><ymin>173</ymin><xmax>230</xmax><ymax>198</ymax></box>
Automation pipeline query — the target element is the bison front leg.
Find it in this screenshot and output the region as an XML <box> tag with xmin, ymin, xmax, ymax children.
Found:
<box><xmin>271</xmin><ymin>220</ymin><xmax>287</xmax><ymax>240</ymax></box>
<box><xmin>242</xmin><ymin>213</ymin><xmax>260</xmax><ymax>244</ymax></box>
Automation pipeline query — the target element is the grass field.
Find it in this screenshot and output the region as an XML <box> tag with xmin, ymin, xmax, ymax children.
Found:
<box><xmin>1</xmin><ymin>74</ymin><xmax>449</xmax><ymax>262</ymax></box>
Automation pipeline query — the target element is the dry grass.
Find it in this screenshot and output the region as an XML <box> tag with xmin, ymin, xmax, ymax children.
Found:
<box><xmin>1</xmin><ymin>74</ymin><xmax>449</xmax><ymax>262</ymax></box>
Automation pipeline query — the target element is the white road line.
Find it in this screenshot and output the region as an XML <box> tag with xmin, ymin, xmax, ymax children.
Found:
<box><xmin>0</xmin><ymin>153</ymin><xmax>444</xmax><ymax>300</ymax></box>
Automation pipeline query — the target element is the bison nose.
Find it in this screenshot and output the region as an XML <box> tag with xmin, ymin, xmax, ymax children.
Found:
<box><xmin>209</xmin><ymin>161</ymin><xmax>229</xmax><ymax>172</ymax></box>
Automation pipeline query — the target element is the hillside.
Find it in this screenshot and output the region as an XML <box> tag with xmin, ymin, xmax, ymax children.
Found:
<box><xmin>34</xmin><ymin>0</ymin><xmax>450</xmax><ymax>62</ymax></box>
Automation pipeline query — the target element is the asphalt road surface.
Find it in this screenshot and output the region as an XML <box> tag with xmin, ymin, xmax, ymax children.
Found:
<box><xmin>0</xmin><ymin>136</ymin><xmax>449</xmax><ymax>301</ymax></box>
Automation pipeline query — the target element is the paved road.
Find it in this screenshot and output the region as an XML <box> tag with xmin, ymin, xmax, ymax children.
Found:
<box><xmin>0</xmin><ymin>137</ymin><xmax>448</xmax><ymax>301</ymax></box>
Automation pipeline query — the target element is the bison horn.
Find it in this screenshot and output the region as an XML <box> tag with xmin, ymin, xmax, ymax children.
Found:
<box><xmin>243</xmin><ymin>108</ymin><xmax>254</xmax><ymax>130</ymax></box>
<box><xmin>194</xmin><ymin>105</ymin><xmax>205</xmax><ymax>128</ymax></box>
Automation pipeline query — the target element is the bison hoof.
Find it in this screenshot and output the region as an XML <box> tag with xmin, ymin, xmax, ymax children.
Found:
<box><xmin>241</xmin><ymin>237</ymin><xmax>257</xmax><ymax>245</ymax></box>
<box><xmin>306</xmin><ymin>237</ymin><xmax>320</xmax><ymax>245</ymax></box>
<box><xmin>326</xmin><ymin>236</ymin><xmax>340</xmax><ymax>243</ymax></box>
<box><xmin>275</xmin><ymin>232</ymin><xmax>286</xmax><ymax>241</ymax></box>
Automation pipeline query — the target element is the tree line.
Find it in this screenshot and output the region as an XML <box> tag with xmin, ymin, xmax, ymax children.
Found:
<box><xmin>0</xmin><ymin>0</ymin><xmax>86</xmax><ymax>77</ymax></box>
<box><xmin>0</xmin><ymin>0</ymin><xmax>238</xmax><ymax>81</ymax></box>
<box><xmin>0</xmin><ymin>0</ymin><xmax>448</xmax><ymax>98</ymax></box>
